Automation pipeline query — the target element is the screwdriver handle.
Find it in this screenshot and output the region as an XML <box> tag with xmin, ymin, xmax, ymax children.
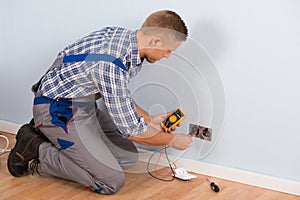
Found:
<box><xmin>207</xmin><ymin>178</ymin><xmax>220</xmax><ymax>193</ymax></box>
<box><xmin>210</xmin><ymin>182</ymin><xmax>220</xmax><ymax>192</ymax></box>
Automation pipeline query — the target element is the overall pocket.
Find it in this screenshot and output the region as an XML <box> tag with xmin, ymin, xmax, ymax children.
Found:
<box><xmin>33</xmin><ymin>96</ymin><xmax>78</xmax><ymax>134</ymax></box>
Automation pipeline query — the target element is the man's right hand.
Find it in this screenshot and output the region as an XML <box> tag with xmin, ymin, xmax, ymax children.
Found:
<box><xmin>168</xmin><ymin>134</ymin><xmax>192</xmax><ymax>150</ymax></box>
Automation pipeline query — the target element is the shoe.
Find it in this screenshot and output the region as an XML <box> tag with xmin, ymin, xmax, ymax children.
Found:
<box><xmin>7</xmin><ymin>124</ymin><xmax>46</xmax><ymax>177</ymax></box>
<box><xmin>29</xmin><ymin>118</ymin><xmax>50</xmax><ymax>142</ymax></box>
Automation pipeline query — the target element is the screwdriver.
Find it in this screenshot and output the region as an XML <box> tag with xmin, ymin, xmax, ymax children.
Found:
<box><xmin>207</xmin><ymin>178</ymin><xmax>220</xmax><ymax>192</ymax></box>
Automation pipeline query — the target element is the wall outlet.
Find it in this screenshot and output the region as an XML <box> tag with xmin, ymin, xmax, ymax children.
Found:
<box><xmin>189</xmin><ymin>124</ymin><xmax>212</xmax><ymax>141</ymax></box>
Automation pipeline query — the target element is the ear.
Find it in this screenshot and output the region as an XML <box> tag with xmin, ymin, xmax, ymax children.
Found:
<box><xmin>149</xmin><ymin>36</ymin><xmax>161</xmax><ymax>47</ymax></box>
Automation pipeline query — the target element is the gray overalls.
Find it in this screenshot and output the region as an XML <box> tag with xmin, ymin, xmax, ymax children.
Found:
<box><xmin>32</xmin><ymin>54</ymin><xmax>138</xmax><ymax>194</ymax></box>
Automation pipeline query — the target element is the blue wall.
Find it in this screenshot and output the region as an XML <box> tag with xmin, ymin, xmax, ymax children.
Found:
<box><xmin>1</xmin><ymin>0</ymin><xmax>299</xmax><ymax>183</ymax></box>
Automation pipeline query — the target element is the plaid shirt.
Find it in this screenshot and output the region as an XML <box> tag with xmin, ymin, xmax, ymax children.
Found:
<box><xmin>38</xmin><ymin>27</ymin><xmax>147</xmax><ymax>136</ymax></box>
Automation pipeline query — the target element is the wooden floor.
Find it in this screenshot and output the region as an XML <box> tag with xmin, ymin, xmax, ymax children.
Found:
<box><xmin>0</xmin><ymin>131</ymin><xmax>299</xmax><ymax>200</ymax></box>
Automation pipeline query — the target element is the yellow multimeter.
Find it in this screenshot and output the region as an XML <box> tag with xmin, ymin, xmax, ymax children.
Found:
<box><xmin>161</xmin><ymin>108</ymin><xmax>187</xmax><ymax>132</ymax></box>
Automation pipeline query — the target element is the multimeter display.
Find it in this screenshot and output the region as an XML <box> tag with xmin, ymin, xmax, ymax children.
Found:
<box><xmin>161</xmin><ymin>108</ymin><xmax>186</xmax><ymax>131</ymax></box>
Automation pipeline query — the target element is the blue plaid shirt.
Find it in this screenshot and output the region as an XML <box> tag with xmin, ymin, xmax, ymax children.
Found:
<box><xmin>38</xmin><ymin>27</ymin><xmax>147</xmax><ymax>136</ymax></box>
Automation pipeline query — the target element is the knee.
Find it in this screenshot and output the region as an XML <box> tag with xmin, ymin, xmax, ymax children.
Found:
<box><xmin>130</xmin><ymin>151</ymin><xmax>139</xmax><ymax>166</ymax></box>
<box><xmin>122</xmin><ymin>151</ymin><xmax>139</xmax><ymax>169</ymax></box>
<box><xmin>103</xmin><ymin>172</ymin><xmax>125</xmax><ymax>194</ymax></box>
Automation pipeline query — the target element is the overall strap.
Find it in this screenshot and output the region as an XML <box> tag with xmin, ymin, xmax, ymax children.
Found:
<box><xmin>32</xmin><ymin>53</ymin><xmax>127</xmax><ymax>93</ymax></box>
<box><xmin>62</xmin><ymin>54</ymin><xmax>127</xmax><ymax>72</ymax></box>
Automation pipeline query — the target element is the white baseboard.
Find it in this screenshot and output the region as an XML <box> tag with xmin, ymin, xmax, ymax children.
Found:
<box><xmin>1</xmin><ymin>120</ymin><xmax>299</xmax><ymax>196</ymax></box>
<box><xmin>0</xmin><ymin>120</ymin><xmax>21</xmax><ymax>134</ymax></box>
<box><xmin>138</xmin><ymin>149</ymin><xmax>300</xmax><ymax>196</ymax></box>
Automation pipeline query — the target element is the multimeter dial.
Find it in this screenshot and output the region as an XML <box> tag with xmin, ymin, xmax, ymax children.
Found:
<box><xmin>169</xmin><ymin>115</ymin><xmax>177</xmax><ymax>123</ymax></box>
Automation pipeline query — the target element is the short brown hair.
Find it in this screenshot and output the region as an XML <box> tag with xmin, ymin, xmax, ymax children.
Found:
<box><xmin>141</xmin><ymin>10</ymin><xmax>188</xmax><ymax>41</ymax></box>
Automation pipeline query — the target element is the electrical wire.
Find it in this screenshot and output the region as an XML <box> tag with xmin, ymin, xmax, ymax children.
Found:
<box><xmin>147</xmin><ymin>146</ymin><xmax>176</xmax><ymax>182</ymax></box>
<box><xmin>146</xmin><ymin>142</ymin><xmax>221</xmax><ymax>192</ymax></box>
<box><xmin>153</xmin><ymin>146</ymin><xmax>177</xmax><ymax>177</ymax></box>
<box><xmin>147</xmin><ymin>130</ymin><xmax>198</xmax><ymax>181</ymax></box>
<box><xmin>0</xmin><ymin>135</ymin><xmax>11</xmax><ymax>158</ymax></box>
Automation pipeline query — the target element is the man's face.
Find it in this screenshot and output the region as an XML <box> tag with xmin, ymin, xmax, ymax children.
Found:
<box><xmin>143</xmin><ymin>40</ymin><xmax>183</xmax><ymax>63</ymax></box>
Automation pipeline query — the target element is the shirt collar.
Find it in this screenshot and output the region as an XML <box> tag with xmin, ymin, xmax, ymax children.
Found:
<box><xmin>128</xmin><ymin>30</ymin><xmax>143</xmax><ymax>78</ymax></box>
<box><xmin>129</xmin><ymin>30</ymin><xmax>142</xmax><ymax>67</ymax></box>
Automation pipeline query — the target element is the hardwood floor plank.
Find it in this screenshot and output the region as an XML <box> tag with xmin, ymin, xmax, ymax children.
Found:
<box><xmin>0</xmin><ymin>131</ymin><xmax>299</xmax><ymax>200</ymax></box>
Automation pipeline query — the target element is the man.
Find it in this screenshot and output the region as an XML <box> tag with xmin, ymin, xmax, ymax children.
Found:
<box><xmin>8</xmin><ymin>10</ymin><xmax>192</xmax><ymax>194</ymax></box>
